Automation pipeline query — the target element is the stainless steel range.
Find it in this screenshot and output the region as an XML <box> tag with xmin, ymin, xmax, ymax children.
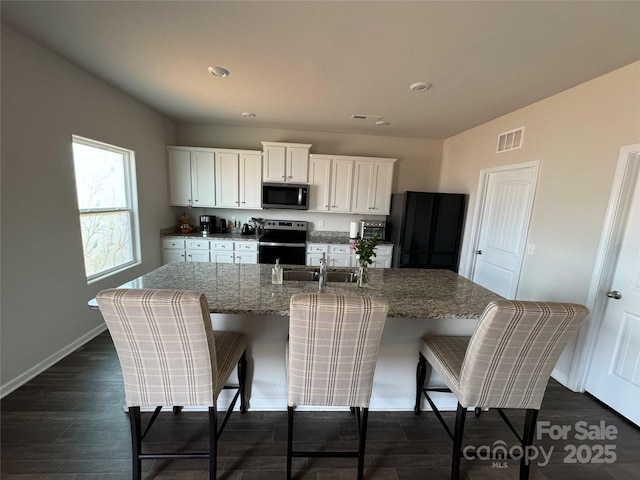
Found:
<box><xmin>258</xmin><ymin>220</ymin><xmax>308</xmax><ymax>265</ymax></box>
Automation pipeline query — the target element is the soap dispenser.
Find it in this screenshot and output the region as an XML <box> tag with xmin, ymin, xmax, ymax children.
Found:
<box><xmin>272</xmin><ymin>258</ymin><xmax>283</xmax><ymax>285</ymax></box>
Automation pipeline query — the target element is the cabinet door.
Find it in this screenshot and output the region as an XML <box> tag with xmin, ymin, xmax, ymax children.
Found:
<box><xmin>307</xmin><ymin>253</ymin><xmax>325</xmax><ymax>266</ymax></box>
<box><xmin>287</xmin><ymin>147</ymin><xmax>309</xmax><ymax>182</ymax></box>
<box><xmin>308</xmin><ymin>156</ymin><xmax>331</xmax><ymax>211</ymax></box>
<box><xmin>191</xmin><ymin>150</ymin><xmax>216</xmax><ymax>207</ymax></box>
<box><xmin>168</xmin><ymin>149</ymin><xmax>193</xmax><ymax>206</ymax></box>
<box><xmin>369</xmin><ymin>161</ymin><xmax>394</xmax><ymax>214</ymax></box>
<box><xmin>215</xmin><ymin>151</ymin><xmax>240</xmax><ymax>207</ymax></box>
<box><xmin>187</xmin><ymin>250</ymin><xmax>210</xmax><ymax>262</ymax></box>
<box><xmin>211</xmin><ymin>251</ymin><xmax>235</xmax><ymax>263</ymax></box>
<box><xmin>351</xmin><ymin>160</ymin><xmax>375</xmax><ymax>213</ymax></box>
<box><xmin>330</xmin><ymin>158</ymin><xmax>354</xmax><ymax>212</ymax></box>
<box><xmin>262</xmin><ymin>145</ymin><xmax>287</xmax><ymax>182</ymax></box>
<box><xmin>239</xmin><ymin>153</ymin><xmax>262</xmax><ymax>208</ymax></box>
<box><xmin>163</xmin><ymin>249</ymin><xmax>186</xmax><ymax>264</ymax></box>
<box><xmin>235</xmin><ymin>252</ymin><xmax>258</xmax><ymax>264</ymax></box>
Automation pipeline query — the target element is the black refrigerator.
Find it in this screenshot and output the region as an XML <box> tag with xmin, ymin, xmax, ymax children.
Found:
<box><xmin>387</xmin><ymin>191</ymin><xmax>466</xmax><ymax>271</ymax></box>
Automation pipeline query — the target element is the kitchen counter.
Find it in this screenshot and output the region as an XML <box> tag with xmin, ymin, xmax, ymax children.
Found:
<box><xmin>89</xmin><ymin>262</ymin><xmax>499</xmax><ymax>318</ymax></box>
<box><xmin>90</xmin><ymin>263</ymin><xmax>501</xmax><ymax>411</ymax></box>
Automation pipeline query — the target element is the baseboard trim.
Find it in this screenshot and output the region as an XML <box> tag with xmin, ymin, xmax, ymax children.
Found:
<box><xmin>0</xmin><ymin>324</ymin><xmax>108</xmax><ymax>398</ymax></box>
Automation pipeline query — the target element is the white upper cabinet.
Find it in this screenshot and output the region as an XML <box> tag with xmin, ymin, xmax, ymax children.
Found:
<box><xmin>215</xmin><ymin>151</ymin><xmax>239</xmax><ymax>208</ymax></box>
<box><xmin>239</xmin><ymin>152</ymin><xmax>262</xmax><ymax>208</ymax></box>
<box><xmin>168</xmin><ymin>147</ymin><xmax>216</xmax><ymax>207</ymax></box>
<box><xmin>261</xmin><ymin>142</ymin><xmax>311</xmax><ymax>183</ymax></box>
<box><xmin>308</xmin><ymin>155</ymin><xmax>354</xmax><ymax>213</ymax></box>
<box><xmin>215</xmin><ymin>150</ymin><xmax>262</xmax><ymax>209</ymax></box>
<box><xmin>308</xmin><ymin>155</ymin><xmax>331</xmax><ymax>211</ymax></box>
<box><xmin>351</xmin><ymin>157</ymin><xmax>396</xmax><ymax>215</ymax></box>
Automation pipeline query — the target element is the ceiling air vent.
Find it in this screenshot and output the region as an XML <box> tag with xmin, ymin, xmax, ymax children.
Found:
<box><xmin>497</xmin><ymin>127</ymin><xmax>524</xmax><ymax>153</ymax></box>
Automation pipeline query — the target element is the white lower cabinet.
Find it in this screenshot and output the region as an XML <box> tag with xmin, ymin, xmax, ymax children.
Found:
<box><xmin>328</xmin><ymin>244</ymin><xmax>353</xmax><ymax>267</ymax></box>
<box><xmin>163</xmin><ymin>238</ymin><xmax>186</xmax><ymax>264</ymax></box>
<box><xmin>306</xmin><ymin>242</ymin><xmax>393</xmax><ymax>268</ymax></box>
<box><xmin>186</xmin><ymin>239</ymin><xmax>211</xmax><ymax>263</ymax></box>
<box><xmin>306</xmin><ymin>243</ymin><xmax>329</xmax><ymax>266</ymax></box>
<box><xmin>234</xmin><ymin>241</ymin><xmax>258</xmax><ymax>264</ymax></box>
<box><xmin>369</xmin><ymin>245</ymin><xmax>393</xmax><ymax>268</ymax></box>
<box><xmin>211</xmin><ymin>240</ymin><xmax>235</xmax><ymax>264</ymax></box>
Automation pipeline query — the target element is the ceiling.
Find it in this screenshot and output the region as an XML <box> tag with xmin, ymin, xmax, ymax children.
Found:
<box><xmin>2</xmin><ymin>1</ymin><xmax>639</xmax><ymax>139</ymax></box>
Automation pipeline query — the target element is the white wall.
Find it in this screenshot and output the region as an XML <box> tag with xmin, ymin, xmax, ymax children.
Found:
<box><xmin>439</xmin><ymin>61</ymin><xmax>640</xmax><ymax>383</ymax></box>
<box><xmin>0</xmin><ymin>25</ymin><xmax>176</xmax><ymax>393</ymax></box>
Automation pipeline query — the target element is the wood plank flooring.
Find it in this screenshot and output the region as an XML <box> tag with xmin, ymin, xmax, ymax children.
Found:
<box><xmin>2</xmin><ymin>331</ymin><xmax>638</xmax><ymax>479</ymax></box>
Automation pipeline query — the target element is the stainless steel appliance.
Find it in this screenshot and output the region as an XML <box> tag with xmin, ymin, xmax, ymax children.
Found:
<box><xmin>387</xmin><ymin>191</ymin><xmax>466</xmax><ymax>271</ymax></box>
<box><xmin>360</xmin><ymin>220</ymin><xmax>386</xmax><ymax>240</ymax></box>
<box><xmin>262</xmin><ymin>183</ymin><xmax>309</xmax><ymax>210</ymax></box>
<box><xmin>258</xmin><ymin>220</ymin><xmax>308</xmax><ymax>265</ymax></box>
<box><xmin>199</xmin><ymin>215</ymin><xmax>215</xmax><ymax>234</ymax></box>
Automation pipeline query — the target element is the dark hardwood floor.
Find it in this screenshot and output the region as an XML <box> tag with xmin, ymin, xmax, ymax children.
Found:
<box><xmin>2</xmin><ymin>331</ymin><xmax>639</xmax><ymax>479</ymax></box>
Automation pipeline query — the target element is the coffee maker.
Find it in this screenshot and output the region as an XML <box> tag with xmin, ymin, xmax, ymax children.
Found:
<box><xmin>199</xmin><ymin>215</ymin><xmax>215</xmax><ymax>234</ymax></box>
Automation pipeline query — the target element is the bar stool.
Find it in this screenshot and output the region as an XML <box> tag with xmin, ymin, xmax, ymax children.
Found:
<box><xmin>96</xmin><ymin>288</ymin><xmax>248</xmax><ymax>480</ymax></box>
<box><xmin>286</xmin><ymin>293</ymin><xmax>389</xmax><ymax>480</ymax></box>
<box><xmin>415</xmin><ymin>299</ymin><xmax>588</xmax><ymax>480</ymax></box>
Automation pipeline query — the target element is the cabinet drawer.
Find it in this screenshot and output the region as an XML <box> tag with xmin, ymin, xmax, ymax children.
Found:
<box><xmin>186</xmin><ymin>240</ymin><xmax>210</xmax><ymax>250</ymax></box>
<box><xmin>374</xmin><ymin>245</ymin><xmax>393</xmax><ymax>256</ymax></box>
<box><xmin>211</xmin><ymin>241</ymin><xmax>234</xmax><ymax>251</ymax></box>
<box><xmin>307</xmin><ymin>243</ymin><xmax>328</xmax><ymax>254</ymax></box>
<box><xmin>235</xmin><ymin>241</ymin><xmax>258</xmax><ymax>252</ymax></box>
<box><xmin>328</xmin><ymin>244</ymin><xmax>352</xmax><ymax>255</ymax></box>
<box><xmin>163</xmin><ymin>238</ymin><xmax>185</xmax><ymax>249</ymax></box>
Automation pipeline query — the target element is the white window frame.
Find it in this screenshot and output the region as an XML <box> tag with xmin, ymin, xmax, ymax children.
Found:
<box><xmin>72</xmin><ymin>135</ymin><xmax>141</xmax><ymax>282</ymax></box>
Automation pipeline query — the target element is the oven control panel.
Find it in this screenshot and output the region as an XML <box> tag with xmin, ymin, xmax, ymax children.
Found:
<box><xmin>264</xmin><ymin>220</ymin><xmax>308</xmax><ymax>231</ymax></box>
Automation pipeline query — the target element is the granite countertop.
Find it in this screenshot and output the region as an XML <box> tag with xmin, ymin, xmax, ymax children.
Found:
<box><xmin>90</xmin><ymin>263</ymin><xmax>501</xmax><ymax>319</ymax></box>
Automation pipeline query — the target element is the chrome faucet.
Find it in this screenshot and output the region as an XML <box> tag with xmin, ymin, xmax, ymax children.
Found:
<box><xmin>318</xmin><ymin>253</ymin><xmax>327</xmax><ymax>291</ymax></box>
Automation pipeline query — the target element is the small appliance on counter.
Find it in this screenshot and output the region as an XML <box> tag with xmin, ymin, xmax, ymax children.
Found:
<box><xmin>241</xmin><ymin>223</ymin><xmax>256</xmax><ymax>235</ymax></box>
<box><xmin>360</xmin><ymin>220</ymin><xmax>386</xmax><ymax>240</ymax></box>
<box><xmin>219</xmin><ymin>218</ymin><xmax>227</xmax><ymax>233</ymax></box>
<box><xmin>199</xmin><ymin>215</ymin><xmax>215</xmax><ymax>234</ymax></box>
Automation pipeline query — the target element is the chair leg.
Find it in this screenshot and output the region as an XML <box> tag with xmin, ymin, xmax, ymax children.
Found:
<box><xmin>128</xmin><ymin>406</ymin><xmax>142</xmax><ymax>480</ymax></box>
<box><xmin>286</xmin><ymin>406</ymin><xmax>294</xmax><ymax>480</ymax></box>
<box><xmin>237</xmin><ymin>352</ymin><xmax>248</xmax><ymax>413</ymax></box>
<box><xmin>520</xmin><ymin>409</ymin><xmax>539</xmax><ymax>480</ymax></box>
<box><xmin>415</xmin><ymin>353</ymin><xmax>427</xmax><ymax>414</ymax></box>
<box><xmin>357</xmin><ymin>407</ymin><xmax>369</xmax><ymax>480</ymax></box>
<box><xmin>209</xmin><ymin>405</ymin><xmax>218</xmax><ymax>480</ymax></box>
<box><xmin>452</xmin><ymin>403</ymin><xmax>467</xmax><ymax>480</ymax></box>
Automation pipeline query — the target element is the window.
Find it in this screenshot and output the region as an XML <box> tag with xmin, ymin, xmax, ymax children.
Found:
<box><xmin>72</xmin><ymin>136</ymin><xmax>140</xmax><ymax>281</ymax></box>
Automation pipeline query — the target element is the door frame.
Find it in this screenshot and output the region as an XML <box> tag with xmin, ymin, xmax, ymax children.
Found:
<box><xmin>568</xmin><ymin>143</ymin><xmax>640</xmax><ymax>392</ymax></box>
<box><xmin>463</xmin><ymin>160</ymin><xmax>541</xmax><ymax>299</ymax></box>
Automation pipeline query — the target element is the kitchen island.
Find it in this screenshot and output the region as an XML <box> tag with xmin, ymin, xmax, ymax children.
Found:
<box><xmin>91</xmin><ymin>262</ymin><xmax>501</xmax><ymax>410</ymax></box>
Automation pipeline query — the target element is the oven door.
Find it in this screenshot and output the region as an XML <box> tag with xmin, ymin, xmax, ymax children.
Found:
<box><xmin>259</xmin><ymin>242</ymin><xmax>306</xmax><ymax>265</ymax></box>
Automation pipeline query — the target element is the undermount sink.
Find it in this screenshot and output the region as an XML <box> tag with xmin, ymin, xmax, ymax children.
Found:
<box><xmin>282</xmin><ymin>269</ymin><xmax>358</xmax><ymax>283</ymax></box>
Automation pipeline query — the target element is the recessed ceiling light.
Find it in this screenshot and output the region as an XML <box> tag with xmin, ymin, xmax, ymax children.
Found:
<box><xmin>376</xmin><ymin>121</ymin><xmax>390</xmax><ymax>126</ymax></box>
<box><xmin>410</xmin><ymin>82</ymin><xmax>431</xmax><ymax>92</ymax></box>
<box><xmin>208</xmin><ymin>66</ymin><xmax>230</xmax><ymax>77</ymax></box>
<box><xmin>242</xmin><ymin>112</ymin><xmax>256</xmax><ymax>118</ymax></box>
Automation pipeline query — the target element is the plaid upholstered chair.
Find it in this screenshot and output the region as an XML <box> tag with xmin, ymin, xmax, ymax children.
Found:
<box><xmin>96</xmin><ymin>289</ymin><xmax>248</xmax><ymax>480</ymax></box>
<box><xmin>415</xmin><ymin>299</ymin><xmax>589</xmax><ymax>480</ymax></box>
<box><xmin>287</xmin><ymin>294</ymin><xmax>389</xmax><ymax>480</ymax></box>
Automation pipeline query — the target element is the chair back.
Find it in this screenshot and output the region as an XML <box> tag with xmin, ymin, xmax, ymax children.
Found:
<box><xmin>287</xmin><ymin>294</ymin><xmax>388</xmax><ymax>408</ymax></box>
<box><xmin>96</xmin><ymin>289</ymin><xmax>217</xmax><ymax>407</ymax></box>
<box><xmin>460</xmin><ymin>300</ymin><xmax>589</xmax><ymax>409</ymax></box>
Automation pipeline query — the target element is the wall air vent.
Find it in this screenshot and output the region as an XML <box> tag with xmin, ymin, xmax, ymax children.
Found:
<box><xmin>497</xmin><ymin>127</ymin><xmax>524</xmax><ymax>153</ymax></box>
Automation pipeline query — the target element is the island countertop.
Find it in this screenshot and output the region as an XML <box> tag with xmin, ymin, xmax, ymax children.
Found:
<box><xmin>90</xmin><ymin>262</ymin><xmax>500</xmax><ymax>319</ymax></box>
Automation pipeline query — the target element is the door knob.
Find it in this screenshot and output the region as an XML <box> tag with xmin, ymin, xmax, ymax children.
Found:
<box><xmin>475</xmin><ymin>250</ymin><xmax>483</xmax><ymax>255</ymax></box>
<box><xmin>607</xmin><ymin>291</ymin><xmax>622</xmax><ymax>299</ymax></box>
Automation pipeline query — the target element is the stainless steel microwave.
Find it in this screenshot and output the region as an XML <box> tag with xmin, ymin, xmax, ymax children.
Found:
<box><xmin>262</xmin><ymin>183</ymin><xmax>309</xmax><ymax>210</ymax></box>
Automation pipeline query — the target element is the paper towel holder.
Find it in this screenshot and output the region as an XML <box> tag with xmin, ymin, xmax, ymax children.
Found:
<box><xmin>349</xmin><ymin>221</ymin><xmax>360</xmax><ymax>240</ymax></box>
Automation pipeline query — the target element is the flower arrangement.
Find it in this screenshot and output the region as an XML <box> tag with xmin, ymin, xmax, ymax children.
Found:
<box><xmin>350</xmin><ymin>235</ymin><xmax>379</xmax><ymax>266</ymax></box>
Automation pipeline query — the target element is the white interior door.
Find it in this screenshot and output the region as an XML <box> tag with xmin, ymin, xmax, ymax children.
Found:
<box><xmin>586</xmin><ymin>155</ymin><xmax>640</xmax><ymax>426</ymax></box>
<box><xmin>470</xmin><ymin>161</ymin><xmax>539</xmax><ymax>299</ymax></box>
